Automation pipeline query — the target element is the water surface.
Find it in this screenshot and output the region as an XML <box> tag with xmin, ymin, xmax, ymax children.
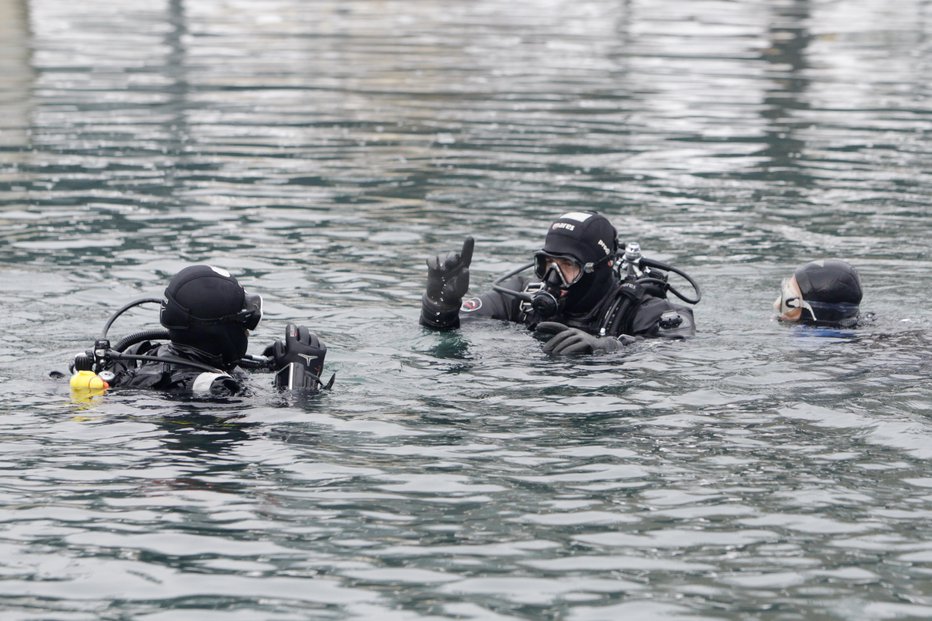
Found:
<box><xmin>1</xmin><ymin>0</ymin><xmax>932</xmax><ymax>619</ymax></box>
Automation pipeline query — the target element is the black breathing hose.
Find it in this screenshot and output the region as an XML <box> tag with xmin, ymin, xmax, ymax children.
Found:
<box><xmin>100</xmin><ymin>298</ymin><xmax>163</xmax><ymax>339</ymax></box>
<box><xmin>491</xmin><ymin>262</ymin><xmax>536</xmax><ymax>301</ymax></box>
<box><xmin>113</xmin><ymin>329</ymin><xmax>170</xmax><ymax>352</ymax></box>
<box><xmin>637</xmin><ymin>257</ymin><xmax>702</xmax><ymax>304</ymax></box>
<box><xmin>98</xmin><ymin>298</ymin><xmax>271</xmax><ymax>372</ymax></box>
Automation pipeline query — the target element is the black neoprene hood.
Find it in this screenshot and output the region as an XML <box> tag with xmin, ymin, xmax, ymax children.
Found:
<box><xmin>160</xmin><ymin>265</ymin><xmax>251</xmax><ymax>366</ymax></box>
<box><xmin>161</xmin><ymin>265</ymin><xmax>246</xmax><ymax>328</ymax></box>
<box><xmin>541</xmin><ymin>211</ymin><xmax>617</xmax><ymax>266</ymax></box>
<box><xmin>795</xmin><ymin>259</ymin><xmax>862</xmax><ymax>306</ymax></box>
<box><xmin>792</xmin><ymin>259</ymin><xmax>863</xmax><ymax>326</ymax></box>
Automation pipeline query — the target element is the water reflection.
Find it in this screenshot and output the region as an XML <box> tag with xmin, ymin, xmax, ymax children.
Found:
<box><xmin>158</xmin><ymin>410</ymin><xmax>255</xmax><ymax>456</ymax></box>
<box><xmin>758</xmin><ymin>0</ymin><xmax>813</xmax><ymax>189</ymax></box>
<box><xmin>0</xmin><ymin>0</ymin><xmax>32</xmax><ymax>153</ymax></box>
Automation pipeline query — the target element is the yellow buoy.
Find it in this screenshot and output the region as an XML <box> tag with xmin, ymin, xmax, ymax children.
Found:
<box><xmin>70</xmin><ymin>370</ymin><xmax>110</xmax><ymax>392</ymax></box>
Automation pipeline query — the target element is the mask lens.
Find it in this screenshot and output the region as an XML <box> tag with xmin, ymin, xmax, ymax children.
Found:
<box><xmin>242</xmin><ymin>293</ymin><xmax>263</xmax><ymax>330</ymax></box>
<box><xmin>534</xmin><ymin>252</ymin><xmax>584</xmax><ymax>286</ymax></box>
<box><xmin>534</xmin><ymin>252</ymin><xmax>549</xmax><ymax>280</ymax></box>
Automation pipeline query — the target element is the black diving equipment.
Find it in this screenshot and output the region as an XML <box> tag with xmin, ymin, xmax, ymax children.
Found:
<box><xmin>492</xmin><ymin>262</ymin><xmax>561</xmax><ymax>319</ymax></box>
<box><xmin>492</xmin><ymin>241</ymin><xmax>702</xmax><ymax>313</ymax></box>
<box><xmin>615</xmin><ymin>242</ymin><xmax>702</xmax><ymax>305</ymax></box>
<box><xmin>71</xmin><ymin>297</ymin><xmax>234</xmax><ymax>376</ymax></box>
<box><xmin>533</xmin><ymin>251</ymin><xmax>597</xmax><ymax>286</ymax></box>
<box><xmin>70</xmin><ymin>297</ymin><xmax>335</xmax><ymax>391</ymax></box>
<box><xmin>492</xmin><ymin>251</ymin><xmax>603</xmax><ymax>320</ymax></box>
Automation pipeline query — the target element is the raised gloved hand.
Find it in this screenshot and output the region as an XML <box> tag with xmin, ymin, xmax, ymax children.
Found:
<box><xmin>535</xmin><ymin>322</ymin><xmax>626</xmax><ymax>356</ymax></box>
<box><xmin>425</xmin><ymin>237</ymin><xmax>474</xmax><ymax>309</ymax></box>
<box><xmin>263</xmin><ymin>323</ymin><xmax>327</xmax><ymax>390</ymax></box>
<box><xmin>420</xmin><ymin>237</ymin><xmax>475</xmax><ymax>330</ymax></box>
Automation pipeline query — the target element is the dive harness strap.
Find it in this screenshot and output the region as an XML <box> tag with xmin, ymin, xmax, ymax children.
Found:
<box><xmin>599</xmin><ymin>282</ymin><xmax>646</xmax><ymax>338</ymax></box>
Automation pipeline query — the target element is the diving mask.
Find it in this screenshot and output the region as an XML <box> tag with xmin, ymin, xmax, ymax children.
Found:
<box><xmin>775</xmin><ymin>277</ymin><xmax>817</xmax><ymax>322</ymax></box>
<box><xmin>533</xmin><ymin>252</ymin><xmax>595</xmax><ymax>288</ymax></box>
<box><xmin>238</xmin><ymin>292</ymin><xmax>263</xmax><ymax>331</ymax></box>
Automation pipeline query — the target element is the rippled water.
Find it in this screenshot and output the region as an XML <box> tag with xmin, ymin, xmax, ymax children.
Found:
<box><xmin>2</xmin><ymin>0</ymin><xmax>932</xmax><ymax>618</ymax></box>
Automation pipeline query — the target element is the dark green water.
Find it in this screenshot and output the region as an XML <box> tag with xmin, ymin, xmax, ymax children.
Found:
<box><xmin>1</xmin><ymin>0</ymin><xmax>931</xmax><ymax>619</ymax></box>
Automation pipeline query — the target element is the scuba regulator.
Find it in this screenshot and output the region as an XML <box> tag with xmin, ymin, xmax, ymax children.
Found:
<box><xmin>614</xmin><ymin>242</ymin><xmax>701</xmax><ymax>305</ymax></box>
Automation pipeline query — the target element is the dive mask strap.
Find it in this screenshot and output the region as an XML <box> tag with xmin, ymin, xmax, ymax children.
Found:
<box><xmin>161</xmin><ymin>291</ymin><xmax>262</xmax><ymax>330</ymax></box>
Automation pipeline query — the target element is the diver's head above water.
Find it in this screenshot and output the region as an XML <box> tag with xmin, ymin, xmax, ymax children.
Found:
<box><xmin>160</xmin><ymin>265</ymin><xmax>263</xmax><ymax>367</ymax></box>
<box><xmin>534</xmin><ymin>211</ymin><xmax>618</xmax><ymax>314</ymax></box>
<box><xmin>775</xmin><ymin>259</ymin><xmax>862</xmax><ymax>328</ymax></box>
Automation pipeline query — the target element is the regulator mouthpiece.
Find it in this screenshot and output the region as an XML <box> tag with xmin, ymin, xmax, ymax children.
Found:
<box><xmin>531</xmin><ymin>290</ymin><xmax>560</xmax><ymax>318</ymax></box>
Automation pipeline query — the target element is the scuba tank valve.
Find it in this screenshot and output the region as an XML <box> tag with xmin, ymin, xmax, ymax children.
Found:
<box><xmin>614</xmin><ymin>241</ymin><xmax>702</xmax><ymax>305</ymax></box>
<box><xmin>621</xmin><ymin>242</ymin><xmax>643</xmax><ymax>280</ymax></box>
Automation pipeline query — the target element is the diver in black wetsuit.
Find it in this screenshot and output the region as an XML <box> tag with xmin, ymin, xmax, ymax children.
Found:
<box><xmin>70</xmin><ymin>265</ymin><xmax>331</xmax><ymax>397</ymax></box>
<box><xmin>774</xmin><ymin>259</ymin><xmax>863</xmax><ymax>328</ymax></box>
<box><xmin>420</xmin><ymin>211</ymin><xmax>699</xmax><ymax>355</ymax></box>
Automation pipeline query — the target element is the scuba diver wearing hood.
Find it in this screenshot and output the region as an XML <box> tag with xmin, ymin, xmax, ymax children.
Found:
<box><xmin>775</xmin><ymin>259</ymin><xmax>863</xmax><ymax>328</ymax></box>
<box><xmin>70</xmin><ymin>265</ymin><xmax>331</xmax><ymax>397</ymax></box>
<box><xmin>420</xmin><ymin>211</ymin><xmax>697</xmax><ymax>355</ymax></box>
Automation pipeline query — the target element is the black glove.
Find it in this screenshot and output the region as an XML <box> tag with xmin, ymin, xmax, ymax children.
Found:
<box><xmin>263</xmin><ymin>323</ymin><xmax>327</xmax><ymax>390</ymax></box>
<box><xmin>421</xmin><ymin>237</ymin><xmax>475</xmax><ymax>330</ymax></box>
<box><xmin>535</xmin><ymin>322</ymin><xmax>626</xmax><ymax>356</ymax></box>
<box><xmin>425</xmin><ymin>237</ymin><xmax>474</xmax><ymax>308</ymax></box>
